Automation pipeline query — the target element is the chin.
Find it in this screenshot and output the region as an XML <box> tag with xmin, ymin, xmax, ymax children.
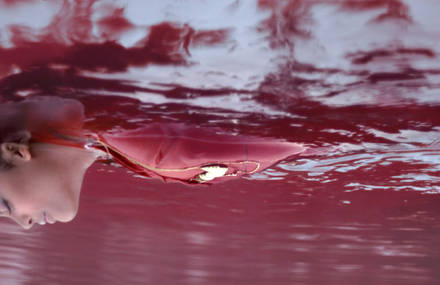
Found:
<box><xmin>56</xmin><ymin>203</ymin><xmax>79</xmax><ymax>223</ymax></box>
<box><xmin>57</xmin><ymin>212</ymin><xmax>77</xmax><ymax>223</ymax></box>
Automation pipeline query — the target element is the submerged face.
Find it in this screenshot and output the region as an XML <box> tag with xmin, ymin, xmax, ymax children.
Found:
<box><xmin>0</xmin><ymin>141</ymin><xmax>96</xmax><ymax>229</ymax></box>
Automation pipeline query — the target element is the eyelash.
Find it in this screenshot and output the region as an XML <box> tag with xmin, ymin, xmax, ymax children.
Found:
<box><xmin>1</xmin><ymin>199</ymin><xmax>11</xmax><ymax>215</ymax></box>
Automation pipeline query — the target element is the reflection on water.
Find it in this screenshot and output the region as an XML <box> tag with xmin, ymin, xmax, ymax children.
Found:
<box><xmin>0</xmin><ymin>0</ymin><xmax>439</xmax><ymax>284</ymax></box>
<box><xmin>3</xmin><ymin>163</ymin><xmax>439</xmax><ymax>284</ymax></box>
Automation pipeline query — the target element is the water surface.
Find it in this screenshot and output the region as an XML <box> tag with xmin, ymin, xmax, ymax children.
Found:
<box><xmin>0</xmin><ymin>1</ymin><xmax>439</xmax><ymax>284</ymax></box>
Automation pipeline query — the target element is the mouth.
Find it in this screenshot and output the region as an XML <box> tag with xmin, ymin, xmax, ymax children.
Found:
<box><xmin>39</xmin><ymin>212</ymin><xmax>56</xmax><ymax>225</ymax></box>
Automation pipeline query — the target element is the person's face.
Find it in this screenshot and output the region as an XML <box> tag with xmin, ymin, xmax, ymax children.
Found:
<box><xmin>0</xmin><ymin>141</ymin><xmax>96</xmax><ymax>229</ymax></box>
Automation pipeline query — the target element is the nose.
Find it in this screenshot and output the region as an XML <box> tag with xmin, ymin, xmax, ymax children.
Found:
<box><xmin>13</xmin><ymin>214</ymin><xmax>34</xmax><ymax>230</ymax></box>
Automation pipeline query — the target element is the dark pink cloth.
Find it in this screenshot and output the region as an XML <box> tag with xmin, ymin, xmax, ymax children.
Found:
<box><xmin>96</xmin><ymin>124</ymin><xmax>305</xmax><ymax>184</ymax></box>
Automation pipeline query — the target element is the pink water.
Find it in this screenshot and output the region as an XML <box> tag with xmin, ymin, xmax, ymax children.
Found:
<box><xmin>0</xmin><ymin>1</ymin><xmax>439</xmax><ymax>284</ymax></box>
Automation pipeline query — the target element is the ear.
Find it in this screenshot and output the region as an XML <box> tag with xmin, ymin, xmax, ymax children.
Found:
<box><xmin>0</xmin><ymin>142</ymin><xmax>31</xmax><ymax>163</ymax></box>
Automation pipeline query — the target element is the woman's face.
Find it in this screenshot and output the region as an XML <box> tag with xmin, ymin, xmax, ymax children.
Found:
<box><xmin>0</xmin><ymin>142</ymin><xmax>96</xmax><ymax>229</ymax></box>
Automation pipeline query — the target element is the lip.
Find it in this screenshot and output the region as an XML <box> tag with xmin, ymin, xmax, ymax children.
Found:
<box><xmin>40</xmin><ymin>212</ymin><xmax>56</xmax><ymax>225</ymax></box>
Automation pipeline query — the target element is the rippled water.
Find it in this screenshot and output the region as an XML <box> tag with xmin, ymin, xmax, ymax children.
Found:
<box><xmin>0</xmin><ymin>0</ymin><xmax>439</xmax><ymax>284</ymax></box>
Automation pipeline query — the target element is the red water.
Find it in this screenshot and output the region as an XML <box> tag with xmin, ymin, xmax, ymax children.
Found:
<box><xmin>0</xmin><ymin>0</ymin><xmax>439</xmax><ymax>284</ymax></box>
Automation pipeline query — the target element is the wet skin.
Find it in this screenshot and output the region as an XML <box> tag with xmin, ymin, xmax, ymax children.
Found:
<box><xmin>0</xmin><ymin>142</ymin><xmax>98</xmax><ymax>229</ymax></box>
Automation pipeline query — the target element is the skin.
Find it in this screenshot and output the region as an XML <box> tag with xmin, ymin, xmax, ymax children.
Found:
<box><xmin>0</xmin><ymin>141</ymin><xmax>98</xmax><ymax>229</ymax></box>
<box><xmin>0</xmin><ymin>97</ymin><xmax>92</xmax><ymax>229</ymax></box>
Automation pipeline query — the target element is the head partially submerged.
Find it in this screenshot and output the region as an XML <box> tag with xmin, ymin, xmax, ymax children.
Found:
<box><xmin>0</xmin><ymin>98</ymin><xmax>97</xmax><ymax>229</ymax></box>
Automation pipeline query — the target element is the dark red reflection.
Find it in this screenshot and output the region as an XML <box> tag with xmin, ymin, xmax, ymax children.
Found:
<box><xmin>0</xmin><ymin>23</ymin><xmax>229</xmax><ymax>75</ymax></box>
<box><xmin>96</xmin><ymin>6</ymin><xmax>135</xmax><ymax>38</ymax></box>
<box><xmin>340</xmin><ymin>0</ymin><xmax>411</xmax><ymax>22</ymax></box>
<box><xmin>348</xmin><ymin>48</ymin><xmax>436</xmax><ymax>65</ymax></box>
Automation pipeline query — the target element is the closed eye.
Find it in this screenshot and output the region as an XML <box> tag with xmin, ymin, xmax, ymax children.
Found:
<box><xmin>1</xmin><ymin>199</ymin><xmax>11</xmax><ymax>215</ymax></box>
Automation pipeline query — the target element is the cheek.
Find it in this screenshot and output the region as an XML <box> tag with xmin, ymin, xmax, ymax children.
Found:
<box><xmin>13</xmin><ymin>200</ymin><xmax>40</xmax><ymax>216</ymax></box>
<box><xmin>11</xmin><ymin>185</ymin><xmax>77</xmax><ymax>222</ymax></box>
<box><xmin>17</xmin><ymin>175</ymin><xmax>80</xmax><ymax>222</ymax></box>
<box><xmin>12</xmin><ymin>163</ymin><xmax>85</xmax><ymax>222</ymax></box>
